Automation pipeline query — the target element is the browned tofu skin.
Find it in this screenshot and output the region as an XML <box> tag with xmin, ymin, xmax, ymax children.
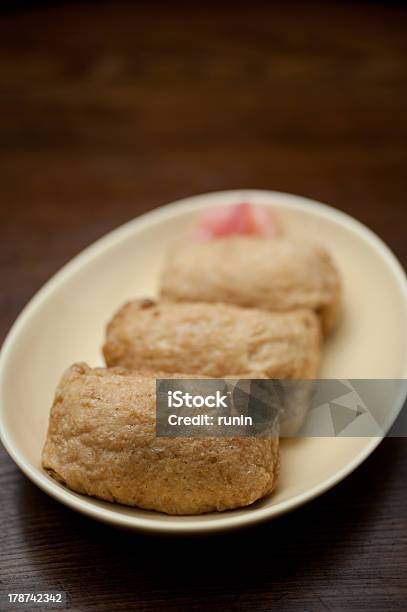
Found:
<box><xmin>42</xmin><ymin>363</ymin><xmax>280</xmax><ymax>515</ymax></box>
<box><xmin>103</xmin><ymin>299</ymin><xmax>321</xmax><ymax>379</ymax></box>
<box><xmin>160</xmin><ymin>237</ymin><xmax>341</xmax><ymax>335</ymax></box>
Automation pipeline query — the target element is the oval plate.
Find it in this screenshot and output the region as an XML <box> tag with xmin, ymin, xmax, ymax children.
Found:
<box><xmin>1</xmin><ymin>190</ymin><xmax>407</xmax><ymax>534</ymax></box>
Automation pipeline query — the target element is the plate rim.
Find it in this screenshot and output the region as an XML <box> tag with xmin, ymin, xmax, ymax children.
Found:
<box><xmin>1</xmin><ymin>189</ymin><xmax>407</xmax><ymax>534</ymax></box>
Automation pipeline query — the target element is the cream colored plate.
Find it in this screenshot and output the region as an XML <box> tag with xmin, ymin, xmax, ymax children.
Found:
<box><xmin>1</xmin><ymin>190</ymin><xmax>406</xmax><ymax>534</ymax></box>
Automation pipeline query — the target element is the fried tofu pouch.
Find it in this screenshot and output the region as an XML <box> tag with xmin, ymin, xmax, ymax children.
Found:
<box><xmin>160</xmin><ymin>236</ymin><xmax>341</xmax><ymax>334</ymax></box>
<box><xmin>42</xmin><ymin>363</ymin><xmax>280</xmax><ymax>515</ymax></box>
<box><xmin>103</xmin><ymin>299</ymin><xmax>321</xmax><ymax>379</ymax></box>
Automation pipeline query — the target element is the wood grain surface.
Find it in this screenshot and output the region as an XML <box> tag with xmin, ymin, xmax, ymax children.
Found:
<box><xmin>0</xmin><ymin>2</ymin><xmax>406</xmax><ymax>610</ymax></box>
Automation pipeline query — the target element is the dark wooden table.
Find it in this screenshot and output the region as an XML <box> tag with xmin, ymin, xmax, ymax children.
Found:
<box><xmin>1</xmin><ymin>2</ymin><xmax>406</xmax><ymax>610</ymax></box>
